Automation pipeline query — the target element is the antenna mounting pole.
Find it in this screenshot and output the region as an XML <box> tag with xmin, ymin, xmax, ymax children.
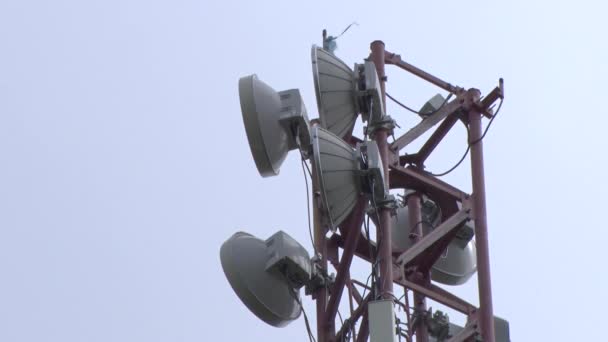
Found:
<box><xmin>370</xmin><ymin>40</ymin><xmax>395</xmax><ymax>301</ymax></box>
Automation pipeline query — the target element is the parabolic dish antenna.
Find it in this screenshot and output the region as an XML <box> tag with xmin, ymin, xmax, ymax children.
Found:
<box><xmin>238</xmin><ymin>75</ymin><xmax>310</xmax><ymax>177</ymax></box>
<box><xmin>311</xmin><ymin>46</ymin><xmax>385</xmax><ymax>138</ymax></box>
<box><xmin>220</xmin><ymin>231</ymin><xmax>310</xmax><ymax>327</ymax></box>
<box><xmin>312</xmin><ymin>125</ymin><xmax>360</xmax><ymax>230</ymax></box>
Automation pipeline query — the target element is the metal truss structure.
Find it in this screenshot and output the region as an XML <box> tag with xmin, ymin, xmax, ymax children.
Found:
<box><xmin>310</xmin><ymin>39</ymin><xmax>504</xmax><ymax>342</ymax></box>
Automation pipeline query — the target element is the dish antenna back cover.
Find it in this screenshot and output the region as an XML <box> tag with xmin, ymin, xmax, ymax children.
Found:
<box><xmin>392</xmin><ymin>202</ymin><xmax>477</xmax><ymax>286</ymax></box>
<box><xmin>220</xmin><ymin>231</ymin><xmax>311</xmax><ymax>327</ymax></box>
<box><xmin>239</xmin><ymin>74</ymin><xmax>310</xmax><ymax>178</ymax></box>
<box><xmin>312</xmin><ymin>125</ymin><xmax>360</xmax><ymax>231</ymax></box>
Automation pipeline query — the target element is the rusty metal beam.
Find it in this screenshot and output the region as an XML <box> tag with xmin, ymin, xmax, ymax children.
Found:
<box><xmin>311</xmin><ymin>157</ymin><xmax>330</xmax><ymax>342</ymax></box>
<box><xmin>407</xmin><ymin>194</ymin><xmax>429</xmax><ymax>342</ymax></box>
<box><xmin>335</xmin><ymin>294</ymin><xmax>371</xmax><ymax>341</ymax></box>
<box><xmin>446</xmin><ymin>323</ymin><xmax>478</xmax><ymax>342</ymax></box>
<box><xmin>401</xmin><ymin>286</ymin><xmax>412</xmax><ymax>339</ymax></box>
<box><xmin>352</xmin><ymin>278</ymin><xmax>372</xmax><ymax>292</ymax></box>
<box><xmin>468</xmin><ymin>108</ymin><xmax>495</xmax><ymax>341</ymax></box>
<box><xmin>350</xmin><ymin>280</ymin><xmax>364</xmax><ymax>305</ymax></box>
<box><xmin>399</xmin><ymin>114</ymin><xmax>460</xmax><ymax>166</ymax></box>
<box><xmin>347</xmin><ymin>273</ymin><xmax>355</xmax><ymax>314</ymax></box>
<box><xmin>396</xmin><ymin>278</ymin><xmax>476</xmax><ymax>315</ymax></box>
<box><xmin>370</xmin><ymin>40</ymin><xmax>395</xmax><ymax>302</ymax></box>
<box><xmin>416</xmin><ymin>114</ymin><xmax>461</xmax><ymax>164</ymax></box>
<box><xmin>346</xmin><ymin>275</ymin><xmax>357</xmax><ymax>341</ymax></box>
<box><xmin>356</xmin><ymin>313</ymin><xmax>369</xmax><ymax>342</ymax></box>
<box><xmin>328</xmin><ymin>232</ymin><xmax>377</xmax><ymax>265</ymax></box>
<box><xmin>390</xmin><ymin>165</ymin><xmax>467</xmax><ymax>202</ymax></box>
<box><xmin>417</xmin><ymin>228</ymin><xmax>460</xmax><ymax>274</ymax></box>
<box><xmin>397</xmin><ymin>207</ymin><xmax>470</xmax><ymax>267</ymax></box>
<box><xmin>326</xmin><ymin>199</ymin><xmax>367</xmax><ymax>323</ymax></box>
<box><xmin>384</xmin><ymin>50</ymin><xmax>464</xmax><ymax>95</ymax></box>
<box><xmin>391</xmin><ymin>97</ymin><xmax>463</xmax><ymax>151</ymax></box>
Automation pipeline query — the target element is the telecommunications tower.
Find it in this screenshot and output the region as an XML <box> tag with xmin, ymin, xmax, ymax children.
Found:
<box><xmin>220</xmin><ymin>33</ymin><xmax>510</xmax><ymax>342</ymax></box>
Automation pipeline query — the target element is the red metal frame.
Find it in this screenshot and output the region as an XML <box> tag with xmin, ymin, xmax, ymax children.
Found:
<box><xmin>310</xmin><ymin>39</ymin><xmax>504</xmax><ymax>342</ymax></box>
<box><xmin>407</xmin><ymin>193</ymin><xmax>429</xmax><ymax>342</ymax></box>
<box><xmin>370</xmin><ymin>41</ymin><xmax>396</xmax><ymax>305</ymax></box>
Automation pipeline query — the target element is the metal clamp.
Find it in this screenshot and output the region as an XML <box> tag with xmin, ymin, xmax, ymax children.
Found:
<box><xmin>367</xmin><ymin>115</ymin><xmax>396</xmax><ymax>137</ymax></box>
<box><xmin>367</xmin><ymin>194</ymin><xmax>399</xmax><ymax>217</ymax></box>
<box><xmin>305</xmin><ymin>256</ymin><xmax>335</xmax><ymax>296</ymax></box>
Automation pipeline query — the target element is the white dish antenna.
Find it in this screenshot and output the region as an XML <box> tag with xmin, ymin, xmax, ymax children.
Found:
<box><xmin>238</xmin><ymin>75</ymin><xmax>310</xmax><ymax>177</ymax></box>
<box><xmin>312</xmin><ymin>126</ymin><xmax>387</xmax><ymax>231</ymax></box>
<box><xmin>311</xmin><ymin>46</ymin><xmax>385</xmax><ymax>138</ymax></box>
<box><xmin>220</xmin><ymin>231</ymin><xmax>312</xmax><ymax>327</ymax></box>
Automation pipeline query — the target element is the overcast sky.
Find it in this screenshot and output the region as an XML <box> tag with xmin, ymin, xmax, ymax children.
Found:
<box><xmin>1</xmin><ymin>0</ymin><xmax>607</xmax><ymax>341</ymax></box>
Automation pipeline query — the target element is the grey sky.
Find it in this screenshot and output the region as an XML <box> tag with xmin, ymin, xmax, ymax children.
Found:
<box><xmin>1</xmin><ymin>0</ymin><xmax>606</xmax><ymax>341</ymax></box>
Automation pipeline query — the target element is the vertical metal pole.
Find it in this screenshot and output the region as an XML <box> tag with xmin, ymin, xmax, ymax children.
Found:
<box><xmin>407</xmin><ymin>194</ymin><xmax>428</xmax><ymax>342</ymax></box>
<box><xmin>468</xmin><ymin>111</ymin><xmax>495</xmax><ymax>342</ymax></box>
<box><xmin>402</xmin><ymin>286</ymin><xmax>412</xmax><ymax>340</ymax></box>
<box><xmin>370</xmin><ymin>40</ymin><xmax>394</xmax><ymax>300</ymax></box>
<box><xmin>312</xmin><ymin>156</ymin><xmax>329</xmax><ymax>342</ymax></box>
<box><xmin>346</xmin><ymin>273</ymin><xmax>357</xmax><ymax>341</ymax></box>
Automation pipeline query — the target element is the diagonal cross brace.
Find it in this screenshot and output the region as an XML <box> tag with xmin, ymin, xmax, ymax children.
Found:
<box><xmin>397</xmin><ymin>278</ymin><xmax>476</xmax><ymax>315</ymax></box>
<box><xmin>391</xmin><ymin>97</ymin><xmax>463</xmax><ymax>151</ymax></box>
<box><xmin>447</xmin><ymin>322</ymin><xmax>478</xmax><ymax>342</ymax></box>
<box><xmin>326</xmin><ymin>199</ymin><xmax>367</xmax><ymax>324</ymax></box>
<box><xmin>334</xmin><ymin>293</ymin><xmax>371</xmax><ymax>341</ymax></box>
<box><xmin>390</xmin><ymin>165</ymin><xmax>467</xmax><ymax>202</ymax></box>
<box><xmin>396</xmin><ymin>207</ymin><xmax>471</xmax><ymax>267</ymax></box>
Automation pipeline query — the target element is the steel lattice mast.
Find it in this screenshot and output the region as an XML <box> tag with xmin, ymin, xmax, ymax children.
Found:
<box><xmin>310</xmin><ymin>38</ymin><xmax>504</xmax><ymax>342</ymax></box>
